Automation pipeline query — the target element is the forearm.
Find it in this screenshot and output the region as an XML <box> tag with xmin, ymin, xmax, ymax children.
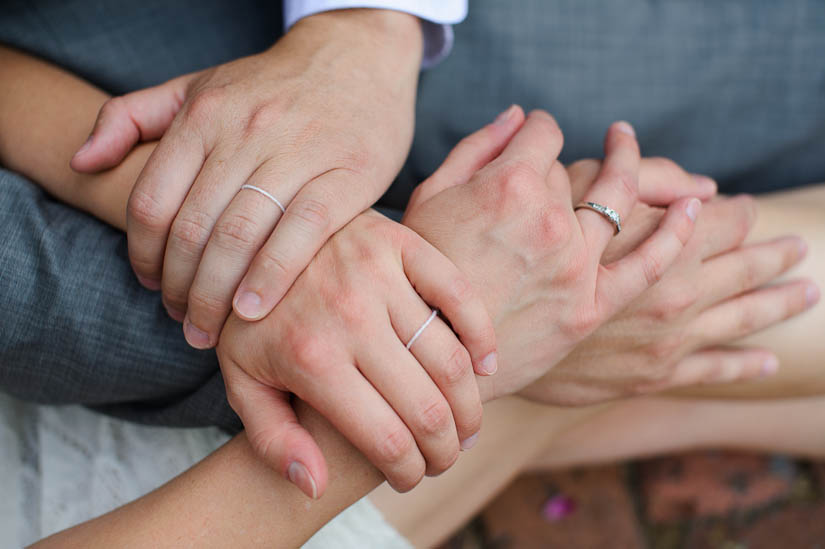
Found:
<box><xmin>34</xmin><ymin>401</ymin><xmax>383</xmax><ymax>548</ymax></box>
<box><xmin>0</xmin><ymin>45</ymin><xmax>147</xmax><ymax>229</ymax></box>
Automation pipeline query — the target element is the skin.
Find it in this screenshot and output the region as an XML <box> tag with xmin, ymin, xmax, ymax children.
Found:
<box><xmin>3</xmin><ymin>45</ymin><xmax>821</xmax><ymax>547</ymax></box>
<box><xmin>1</xmin><ymin>44</ymin><xmax>815</xmax><ymax>498</ymax></box>
<box><xmin>70</xmin><ymin>9</ymin><xmax>425</xmax><ymax>351</ymax></box>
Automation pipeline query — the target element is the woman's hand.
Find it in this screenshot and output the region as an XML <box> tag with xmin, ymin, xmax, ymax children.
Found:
<box><xmin>520</xmin><ymin>160</ymin><xmax>820</xmax><ymax>405</ymax></box>
<box><xmin>216</xmin><ymin>211</ymin><xmax>497</xmax><ymax>499</ymax></box>
<box><xmin>404</xmin><ymin>108</ymin><xmax>701</xmax><ymax>400</ymax></box>
<box><xmin>71</xmin><ymin>9</ymin><xmax>423</xmax><ymax>350</ymax></box>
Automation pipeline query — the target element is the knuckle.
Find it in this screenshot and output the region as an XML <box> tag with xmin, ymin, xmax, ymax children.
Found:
<box><xmin>213</xmin><ymin>213</ymin><xmax>261</xmax><ymax>251</ymax></box>
<box><xmin>554</xmin><ymin>248</ymin><xmax>587</xmax><ymax>285</ymax></box>
<box><xmin>426</xmin><ymin>445</ymin><xmax>460</xmax><ymax>477</ymax></box>
<box><xmin>244</xmin><ymin>102</ymin><xmax>285</xmax><ymax>135</ymax></box>
<box><xmin>127</xmin><ymin>188</ymin><xmax>170</xmax><ymax>233</ymax></box>
<box><xmin>187</xmin><ymin>289</ymin><xmax>225</xmax><ymax>318</ymax></box>
<box><xmin>565</xmin><ymin>306</ymin><xmax>599</xmax><ymax>339</ymax></box>
<box><xmin>495</xmin><ymin>161</ymin><xmax>542</xmax><ymax>204</ymax></box>
<box><xmin>444</xmin><ymin>275</ymin><xmax>475</xmax><ymax>311</ymax></box>
<box><xmin>377</xmin><ymin>426</ymin><xmax>416</xmax><ymax>467</ymax></box>
<box><xmin>185</xmin><ymin>87</ymin><xmax>227</xmax><ymax>125</ymax></box>
<box><xmin>534</xmin><ymin>206</ymin><xmax>574</xmax><ymax>249</ymax></box>
<box><xmin>649</xmin><ymin>293</ymin><xmax>695</xmax><ymax>322</ymax></box>
<box><xmin>255</xmin><ymin>248</ymin><xmax>291</xmax><ymax>280</ymax></box>
<box><xmin>247</xmin><ymin>429</ymin><xmax>276</xmax><ymax>462</ymax></box>
<box><xmin>286</xmin><ymin>198</ymin><xmax>331</xmax><ymax>236</ymax></box>
<box><xmin>169</xmin><ymin>211</ymin><xmax>214</xmax><ymax>254</ymax></box>
<box><xmin>441</xmin><ymin>345</ymin><xmax>472</xmax><ymax>387</ymax></box>
<box><xmin>415</xmin><ymin>399</ymin><xmax>452</xmax><ymax>436</ymax></box>
<box><xmin>648</xmin><ymin>334</ymin><xmax>684</xmax><ymax>362</ymax></box>
<box><xmin>287</xmin><ymin>331</ymin><xmax>329</xmax><ymax>373</ymax></box>
<box><xmin>640</xmin><ymin>252</ymin><xmax>667</xmax><ymax>288</ymax></box>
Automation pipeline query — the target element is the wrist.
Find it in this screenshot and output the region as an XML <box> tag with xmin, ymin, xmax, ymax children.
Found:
<box><xmin>291</xmin><ymin>8</ymin><xmax>423</xmax><ymax>73</ymax></box>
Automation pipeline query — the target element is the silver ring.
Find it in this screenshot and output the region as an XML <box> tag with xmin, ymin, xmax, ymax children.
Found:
<box><xmin>239</xmin><ymin>184</ymin><xmax>286</xmax><ymax>214</ymax></box>
<box><xmin>405</xmin><ymin>309</ymin><xmax>438</xmax><ymax>350</ymax></box>
<box><xmin>574</xmin><ymin>201</ymin><xmax>622</xmax><ymax>234</ymax></box>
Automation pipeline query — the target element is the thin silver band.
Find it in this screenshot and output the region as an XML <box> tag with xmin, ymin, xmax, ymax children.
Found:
<box><xmin>574</xmin><ymin>201</ymin><xmax>622</xmax><ymax>234</ymax></box>
<box><xmin>406</xmin><ymin>309</ymin><xmax>439</xmax><ymax>350</ymax></box>
<box><xmin>239</xmin><ymin>184</ymin><xmax>286</xmax><ymax>214</ymax></box>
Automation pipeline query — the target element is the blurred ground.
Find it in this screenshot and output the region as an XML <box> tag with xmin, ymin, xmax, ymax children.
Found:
<box><xmin>440</xmin><ymin>452</ymin><xmax>825</xmax><ymax>549</ymax></box>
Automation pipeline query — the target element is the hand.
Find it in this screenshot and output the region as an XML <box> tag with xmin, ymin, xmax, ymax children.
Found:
<box><xmin>71</xmin><ymin>9</ymin><xmax>423</xmax><ymax>348</ymax></box>
<box><xmin>520</xmin><ymin>160</ymin><xmax>820</xmax><ymax>405</ymax></box>
<box><xmin>216</xmin><ymin>211</ymin><xmax>497</xmax><ymax>498</ymax></box>
<box><xmin>404</xmin><ymin>107</ymin><xmax>701</xmax><ymax>400</ymax></box>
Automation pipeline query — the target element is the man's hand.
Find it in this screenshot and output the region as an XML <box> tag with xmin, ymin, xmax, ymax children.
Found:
<box><xmin>520</xmin><ymin>161</ymin><xmax>819</xmax><ymax>405</ymax></box>
<box><xmin>71</xmin><ymin>9</ymin><xmax>422</xmax><ymax>348</ymax></box>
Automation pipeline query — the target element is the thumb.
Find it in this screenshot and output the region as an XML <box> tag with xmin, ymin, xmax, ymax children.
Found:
<box><xmin>227</xmin><ymin>369</ymin><xmax>329</xmax><ymax>500</ymax></box>
<box><xmin>405</xmin><ymin>105</ymin><xmax>525</xmax><ymax>212</ymax></box>
<box><xmin>70</xmin><ymin>73</ymin><xmax>196</xmax><ymax>173</ymax></box>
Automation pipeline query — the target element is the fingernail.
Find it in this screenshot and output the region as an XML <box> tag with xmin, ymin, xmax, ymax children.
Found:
<box><xmin>136</xmin><ymin>274</ymin><xmax>161</xmax><ymax>291</ymax></box>
<box><xmin>74</xmin><ymin>134</ymin><xmax>93</xmax><ymax>158</ymax></box>
<box><xmin>615</xmin><ymin>121</ymin><xmax>635</xmax><ymax>137</ymax></box>
<box><xmin>235</xmin><ymin>290</ymin><xmax>263</xmax><ymax>319</ymax></box>
<box><xmin>183</xmin><ymin>318</ymin><xmax>211</xmax><ymax>349</ymax></box>
<box><xmin>287</xmin><ymin>461</ymin><xmax>318</xmax><ymax>499</ymax></box>
<box><xmin>478</xmin><ymin>352</ymin><xmax>498</xmax><ymax>376</ymax></box>
<box><xmin>686</xmin><ymin>198</ymin><xmax>702</xmax><ymax>222</ymax></box>
<box><xmin>460</xmin><ymin>432</ymin><xmax>479</xmax><ymax>451</ymax></box>
<box><xmin>806</xmin><ymin>284</ymin><xmax>820</xmax><ymax>308</ymax></box>
<box><xmin>692</xmin><ymin>175</ymin><xmax>717</xmax><ymax>194</ymax></box>
<box><xmin>493</xmin><ymin>105</ymin><xmax>517</xmax><ymax>125</ymax></box>
<box><xmin>761</xmin><ymin>356</ymin><xmax>779</xmax><ymax>377</ymax></box>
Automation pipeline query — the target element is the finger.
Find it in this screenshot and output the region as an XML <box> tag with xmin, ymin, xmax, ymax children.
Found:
<box><xmin>400</xmin><ymin>230</ymin><xmax>497</xmax><ymax>376</ymax></box>
<box><xmin>184</xmin><ymin>179</ymin><xmax>287</xmax><ymax>342</ymax></box>
<box><xmin>568</xmin><ymin>158</ymin><xmax>717</xmax><ymax>207</ymax></box>
<box><xmin>125</xmin><ymin>117</ymin><xmax>208</xmax><ymax>290</ymax></box>
<box><xmin>597</xmin><ymin>197</ymin><xmax>699</xmax><ymax>317</ymax></box>
<box><xmin>656</xmin><ymin>347</ymin><xmax>779</xmax><ymax>390</ymax></box>
<box><xmin>576</xmin><ymin>121</ymin><xmax>640</xmax><ymax>258</ymax></box>
<box><xmin>161</xmin><ymin>147</ymin><xmax>261</xmax><ymax>341</ymax></box>
<box><xmin>693</xmin><ymin>279</ymin><xmax>820</xmax><ymax>344</ymax></box>
<box><xmin>406</xmin><ymin>105</ymin><xmax>526</xmax><ymax>210</ymax></box>
<box><xmin>291</xmin><ymin>354</ymin><xmax>427</xmax><ymax>493</ymax></box>
<box><xmin>71</xmin><ymin>74</ymin><xmax>195</xmax><ymax>173</ymax></box>
<box><xmin>356</xmin><ymin>325</ymin><xmax>461</xmax><ymax>478</ymax></box>
<box><xmin>233</xmin><ymin>168</ymin><xmax>374</xmax><ymax>321</ymax></box>
<box><xmin>223</xmin><ymin>365</ymin><xmax>327</xmax><ymax>499</ymax></box>
<box><xmin>697</xmin><ymin>236</ymin><xmax>807</xmax><ymax>309</ymax></box>
<box><xmin>388</xmin><ymin>292</ymin><xmax>483</xmax><ymax>453</ymax></box>
<box><xmin>694</xmin><ymin>194</ymin><xmax>758</xmax><ymax>259</ymax></box>
<box><xmin>493</xmin><ymin>110</ymin><xmax>564</xmax><ymax>182</ymax></box>
<box><xmin>636</xmin><ymin>157</ymin><xmax>718</xmax><ymax>205</ymax></box>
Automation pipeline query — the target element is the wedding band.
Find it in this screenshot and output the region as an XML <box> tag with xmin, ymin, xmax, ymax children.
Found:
<box><xmin>239</xmin><ymin>184</ymin><xmax>286</xmax><ymax>214</ymax></box>
<box><xmin>405</xmin><ymin>309</ymin><xmax>438</xmax><ymax>350</ymax></box>
<box><xmin>574</xmin><ymin>201</ymin><xmax>622</xmax><ymax>234</ymax></box>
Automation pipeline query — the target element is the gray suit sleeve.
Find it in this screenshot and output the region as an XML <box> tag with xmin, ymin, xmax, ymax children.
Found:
<box><xmin>0</xmin><ymin>169</ymin><xmax>241</xmax><ymax>432</ymax></box>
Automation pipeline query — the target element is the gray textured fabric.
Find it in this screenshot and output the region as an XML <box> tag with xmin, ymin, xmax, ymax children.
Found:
<box><xmin>385</xmin><ymin>0</ymin><xmax>825</xmax><ymax>208</ymax></box>
<box><xmin>1</xmin><ymin>0</ymin><xmax>824</xmax><ymax>429</ymax></box>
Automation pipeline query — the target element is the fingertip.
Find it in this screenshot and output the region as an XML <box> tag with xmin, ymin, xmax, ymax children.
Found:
<box><xmin>287</xmin><ymin>461</ymin><xmax>320</xmax><ymax>499</ymax></box>
<box><xmin>234</xmin><ymin>289</ymin><xmax>266</xmax><ymax>320</ymax></box>
<box><xmin>686</xmin><ymin>197</ymin><xmax>702</xmax><ymax>222</ymax></box>
<box><xmin>806</xmin><ymin>282</ymin><xmax>820</xmax><ymax>308</ymax></box>
<box><xmin>760</xmin><ymin>355</ymin><xmax>779</xmax><ymax>377</ymax></box>
<box><xmin>691</xmin><ymin>174</ymin><xmax>718</xmax><ymax>198</ymax></box>
<box><xmin>613</xmin><ymin>120</ymin><xmax>636</xmax><ymax>138</ymax></box>
<box><xmin>475</xmin><ymin>352</ymin><xmax>498</xmax><ymax>376</ymax></box>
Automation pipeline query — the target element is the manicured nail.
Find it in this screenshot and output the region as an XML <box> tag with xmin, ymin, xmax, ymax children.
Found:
<box><xmin>287</xmin><ymin>461</ymin><xmax>318</xmax><ymax>499</ymax></box>
<box><xmin>136</xmin><ymin>274</ymin><xmax>161</xmax><ymax>291</ymax></box>
<box><xmin>460</xmin><ymin>432</ymin><xmax>479</xmax><ymax>451</ymax></box>
<box><xmin>806</xmin><ymin>284</ymin><xmax>821</xmax><ymax>308</ymax></box>
<box><xmin>686</xmin><ymin>198</ymin><xmax>702</xmax><ymax>222</ymax></box>
<box><xmin>494</xmin><ymin>105</ymin><xmax>517</xmax><ymax>125</ymax></box>
<box><xmin>478</xmin><ymin>352</ymin><xmax>498</xmax><ymax>376</ymax></box>
<box><xmin>74</xmin><ymin>134</ymin><xmax>93</xmax><ymax>158</ymax></box>
<box><xmin>183</xmin><ymin>318</ymin><xmax>211</xmax><ymax>349</ymax></box>
<box><xmin>761</xmin><ymin>356</ymin><xmax>779</xmax><ymax>377</ymax></box>
<box><xmin>235</xmin><ymin>290</ymin><xmax>263</xmax><ymax>319</ymax></box>
<box><xmin>615</xmin><ymin>121</ymin><xmax>635</xmax><ymax>137</ymax></box>
<box><xmin>692</xmin><ymin>175</ymin><xmax>717</xmax><ymax>194</ymax></box>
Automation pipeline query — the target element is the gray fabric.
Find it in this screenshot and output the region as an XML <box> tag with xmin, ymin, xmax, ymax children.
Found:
<box><xmin>1</xmin><ymin>0</ymin><xmax>824</xmax><ymax>429</ymax></box>
<box><xmin>386</xmin><ymin>0</ymin><xmax>825</xmax><ymax>208</ymax></box>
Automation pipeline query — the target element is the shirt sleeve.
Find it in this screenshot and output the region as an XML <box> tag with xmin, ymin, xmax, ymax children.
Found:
<box><xmin>283</xmin><ymin>0</ymin><xmax>467</xmax><ymax>68</ymax></box>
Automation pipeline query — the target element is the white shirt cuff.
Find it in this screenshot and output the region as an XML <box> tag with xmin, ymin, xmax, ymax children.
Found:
<box><xmin>283</xmin><ymin>0</ymin><xmax>467</xmax><ymax>69</ymax></box>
